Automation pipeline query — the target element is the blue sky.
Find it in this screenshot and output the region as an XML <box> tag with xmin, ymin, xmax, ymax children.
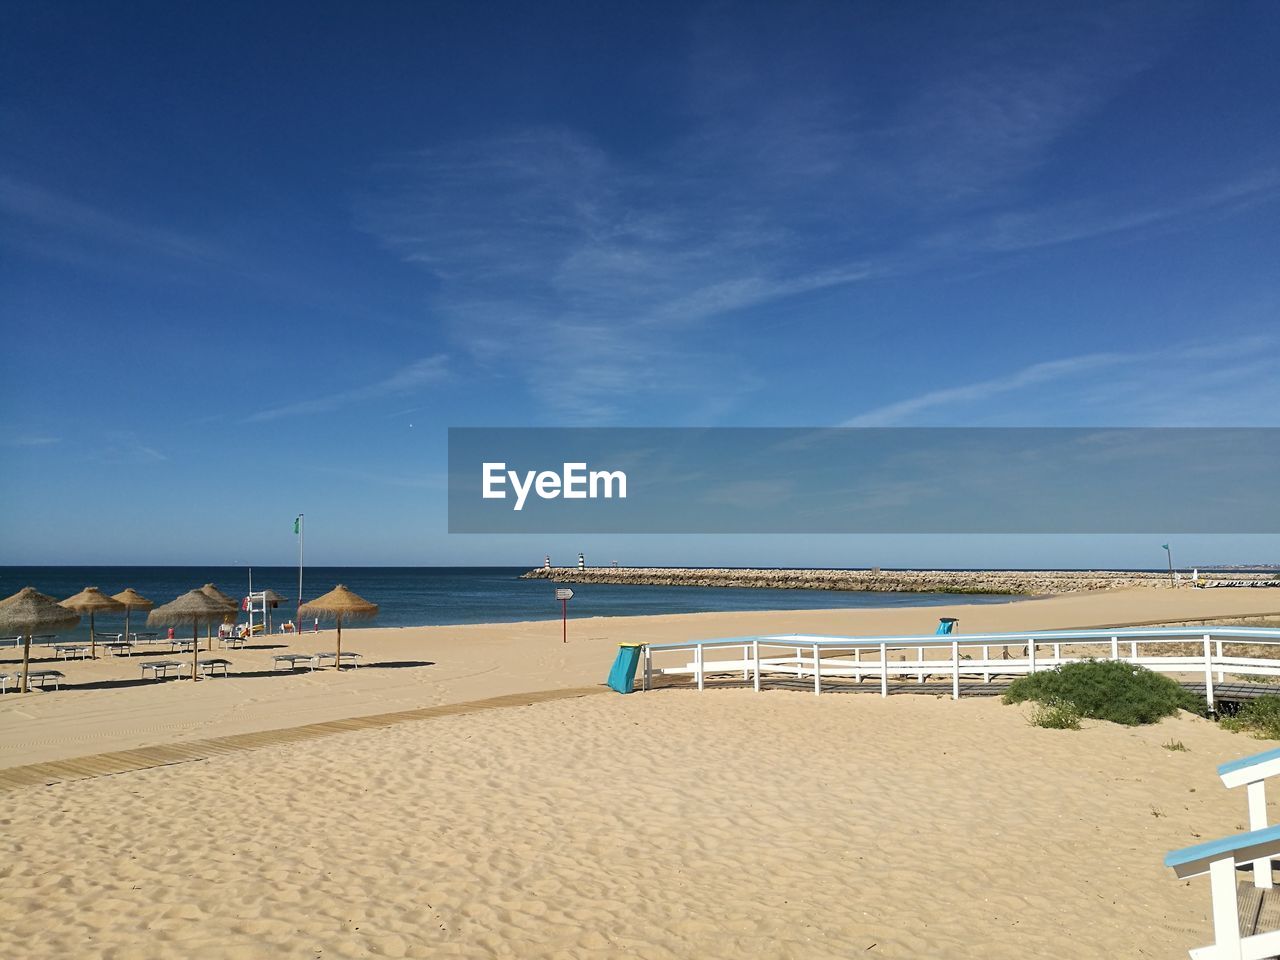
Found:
<box><xmin>2</xmin><ymin>1</ymin><xmax>1278</xmax><ymax>567</ymax></box>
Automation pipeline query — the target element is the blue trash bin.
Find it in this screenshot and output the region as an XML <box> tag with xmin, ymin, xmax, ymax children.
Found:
<box><xmin>608</xmin><ymin>643</ymin><xmax>644</xmax><ymax>693</ymax></box>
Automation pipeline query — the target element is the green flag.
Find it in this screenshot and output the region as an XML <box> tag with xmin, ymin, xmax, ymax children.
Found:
<box><xmin>294</xmin><ymin>516</ymin><xmax>300</xmax><ymax>534</ymax></box>
<box><xmin>1161</xmin><ymin>543</ymin><xmax>1169</xmax><ymax>550</ymax></box>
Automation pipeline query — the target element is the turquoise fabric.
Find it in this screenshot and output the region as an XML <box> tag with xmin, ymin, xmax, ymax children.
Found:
<box><xmin>936</xmin><ymin>618</ymin><xmax>959</xmax><ymax>635</ymax></box>
<box><xmin>608</xmin><ymin>645</ymin><xmax>643</xmax><ymax>693</ymax></box>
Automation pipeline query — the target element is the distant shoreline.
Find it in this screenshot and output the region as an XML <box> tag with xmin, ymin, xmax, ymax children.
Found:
<box><xmin>523</xmin><ymin>566</ymin><xmax>1280</xmax><ymax>595</ymax></box>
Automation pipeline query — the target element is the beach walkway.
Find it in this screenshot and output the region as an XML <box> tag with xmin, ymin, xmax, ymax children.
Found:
<box><xmin>0</xmin><ymin>685</ymin><xmax>603</xmax><ymax>792</ymax></box>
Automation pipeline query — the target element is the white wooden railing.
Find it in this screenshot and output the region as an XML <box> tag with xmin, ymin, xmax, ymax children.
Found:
<box><xmin>640</xmin><ymin>627</ymin><xmax>1280</xmax><ymax>710</ymax></box>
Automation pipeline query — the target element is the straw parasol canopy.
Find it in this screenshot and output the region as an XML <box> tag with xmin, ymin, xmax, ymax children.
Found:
<box><xmin>147</xmin><ymin>589</ymin><xmax>236</xmax><ymax>680</ymax></box>
<box><xmin>0</xmin><ymin>587</ymin><xmax>81</xmax><ymax>693</ymax></box>
<box><xmin>298</xmin><ymin>585</ymin><xmax>378</xmax><ymax>670</ymax></box>
<box><xmin>62</xmin><ymin>587</ymin><xmax>126</xmax><ymax>659</ymax></box>
<box><xmin>111</xmin><ymin>588</ymin><xmax>154</xmax><ymax>646</ymax></box>
<box><xmin>199</xmin><ymin>584</ymin><xmax>240</xmax><ymax>650</ymax></box>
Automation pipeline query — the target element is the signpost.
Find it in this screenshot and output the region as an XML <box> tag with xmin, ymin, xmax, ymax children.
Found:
<box><xmin>555</xmin><ymin>587</ymin><xmax>574</xmax><ymax>643</ymax></box>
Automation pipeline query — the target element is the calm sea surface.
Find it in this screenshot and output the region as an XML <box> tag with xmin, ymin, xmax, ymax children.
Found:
<box><xmin>1</xmin><ymin>566</ymin><xmax>1029</xmax><ymax>642</ymax></box>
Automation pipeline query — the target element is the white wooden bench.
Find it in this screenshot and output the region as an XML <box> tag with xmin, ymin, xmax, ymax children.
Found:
<box><xmin>1220</xmin><ymin>748</ymin><xmax>1280</xmax><ymax>888</ymax></box>
<box><xmin>1167</xmin><ymin>824</ymin><xmax>1280</xmax><ymax>959</ymax></box>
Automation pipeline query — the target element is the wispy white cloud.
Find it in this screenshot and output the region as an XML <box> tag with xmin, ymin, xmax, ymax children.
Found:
<box><xmin>245</xmin><ymin>354</ymin><xmax>449</xmax><ymax>422</ymax></box>
<box><xmin>1</xmin><ymin>435</ymin><xmax>61</xmax><ymax>447</ymax></box>
<box><xmin>843</xmin><ymin>335</ymin><xmax>1280</xmax><ymax>426</ymax></box>
<box><xmin>0</xmin><ymin>174</ymin><xmax>221</xmax><ymax>267</ymax></box>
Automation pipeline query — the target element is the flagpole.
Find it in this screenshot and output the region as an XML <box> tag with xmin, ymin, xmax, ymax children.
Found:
<box><xmin>297</xmin><ymin>514</ymin><xmax>305</xmax><ymax>630</ymax></box>
<box><xmin>1164</xmin><ymin>543</ymin><xmax>1174</xmax><ymax>588</ymax></box>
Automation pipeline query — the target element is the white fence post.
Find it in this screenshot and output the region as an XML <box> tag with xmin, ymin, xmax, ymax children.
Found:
<box><xmin>1052</xmin><ymin>642</ymin><xmax>1061</xmax><ymax>663</ymax></box>
<box><xmin>1209</xmin><ymin>857</ymin><xmax>1244</xmax><ymax>956</ymax></box>
<box><xmin>644</xmin><ymin>645</ymin><xmax>651</xmax><ymax>691</ymax></box>
<box><xmin>752</xmin><ymin>639</ymin><xmax>761</xmax><ymax>692</ymax></box>
<box><xmin>917</xmin><ymin>645</ymin><xmax>925</xmax><ymax>683</ymax></box>
<box><xmin>742</xmin><ymin>644</ymin><xmax>749</xmax><ymax>681</ymax></box>
<box><xmin>1203</xmin><ymin>634</ymin><xmax>1215</xmax><ymax>712</ymax></box>
<box><xmin>1028</xmin><ymin>638</ymin><xmax>1036</xmax><ymax>675</ymax></box>
<box><xmin>1129</xmin><ymin>639</ymin><xmax>1138</xmax><ymax>660</ymax></box>
<box><xmin>952</xmin><ymin>640</ymin><xmax>960</xmax><ymax>700</ymax></box>
<box><xmin>982</xmin><ymin>645</ymin><xmax>990</xmax><ymax>683</ymax></box>
<box><xmin>1216</xmin><ymin>636</ymin><xmax>1224</xmax><ymax>683</ymax></box>
<box><xmin>813</xmin><ymin>643</ymin><xmax>821</xmax><ymax>696</ymax></box>
<box><xmin>1247</xmin><ymin>779</ymin><xmax>1273</xmax><ymax>889</ymax></box>
<box><xmin>1110</xmin><ymin>635</ymin><xmax>1119</xmax><ymax>659</ymax></box>
<box><xmin>880</xmin><ymin>642</ymin><xmax>888</xmax><ymax>697</ymax></box>
<box><xmin>696</xmin><ymin>643</ymin><xmax>704</xmax><ymax>692</ymax></box>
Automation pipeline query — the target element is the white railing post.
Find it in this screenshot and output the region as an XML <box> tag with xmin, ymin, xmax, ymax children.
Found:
<box><xmin>1209</xmin><ymin>857</ymin><xmax>1243</xmax><ymax>956</ymax></box>
<box><xmin>696</xmin><ymin>643</ymin><xmax>704</xmax><ymax>692</ymax></box>
<box><xmin>982</xmin><ymin>644</ymin><xmax>990</xmax><ymax>683</ymax></box>
<box><xmin>1203</xmin><ymin>635</ymin><xmax>1215</xmax><ymax>712</ymax></box>
<box><xmin>1129</xmin><ymin>639</ymin><xmax>1138</xmax><ymax>660</ymax></box>
<box><xmin>643</xmin><ymin>645</ymin><xmax>651</xmax><ymax>691</ymax></box>
<box><xmin>1216</xmin><ymin>636</ymin><xmax>1224</xmax><ymax>683</ymax></box>
<box><xmin>951</xmin><ymin>640</ymin><xmax>960</xmax><ymax>700</ymax></box>
<box><xmin>917</xmin><ymin>645</ymin><xmax>925</xmax><ymax>683</ymax></box>
<box><xmin>1052</xmin><ymin>642</ymin><xmax>1060</xmax><ymax>663</ymax></box>
<box><xmin>880</xmin><ymin>642</ymin><xmax>888</xmax><ymax>697</ymax></box>
<box><xmin>1028</xmin><ymin>638</ymin><xmax>1036</xmax><ymax>674</ymax></box>
<box><xmin>752</xmin><ymin>639</ymin><xmax>761</xmax><ymax>692</ymax></box>
<box><xmin>742</xmin><ymin>644</ymin><xmax>749</xmax><ymax>681</ymax></box>
<box><xmin>813</xmin><ymin>643</ymin><xmax>821</xmax><ymax>696</ymax></box>
<box><xmin>1110</xmin><ymin>635</ymin><xmax>1119</xmax><ymax>659</ymax></box>
<box><xmin>854</xmin><ymin>646</ymin><xmax>862</xmax><ymax>682</ymax></box>
<box><xmin>1247</xmin><ymin>780</ymin><xmax>1273</xmax><ymax>888</ymax></box>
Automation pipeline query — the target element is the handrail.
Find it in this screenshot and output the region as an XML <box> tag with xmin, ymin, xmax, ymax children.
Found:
<box><xmin>638</xmin><ymin>626</ymin><xmax>1280</xmax><ymax>709</ymax></box>
<box><xmin>645</xmin><ymin>625</ymin><xmax>1280</xmax><ymax>651</ymax></box>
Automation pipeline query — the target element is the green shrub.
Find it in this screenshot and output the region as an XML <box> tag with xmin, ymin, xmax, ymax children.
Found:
<box><xmin>1163</xmin><ymin>739</ymin><xmax>1188</xmax><ymax>752</ymax></box>
<box><xmin>1221</xmin><ymin>696</ymin><xmax>1280</xmax><ymax>740</ymax></box>
<box><xmin>1028</xmin><ymin>697</ymin><xmax>1081</xmax><ymax>730</ymax></box>
<box><xmin>1003</xmin><ymin>659</ymin><xmax>1203</xmax><ymax>726</ymax></box>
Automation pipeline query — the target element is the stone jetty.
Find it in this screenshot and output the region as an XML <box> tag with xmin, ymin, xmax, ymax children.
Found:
<box><xmin>521</xmin><ymin>567</ymin><xmax>1277</xmax><ymax>595</ymax></box>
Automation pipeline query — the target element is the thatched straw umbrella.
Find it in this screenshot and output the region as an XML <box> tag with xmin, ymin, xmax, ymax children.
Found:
<box><xmin>62</xmin><ymin>587</ymin><xmax>126</xmax><ymax>658</ymax></box>
<box><xmin>199</xmin><ymin>584</ymin><xmax>239</xmax><ymax>650</ymax></box>
<box><xmin>147</xmin><ymin>590</ymin><xmax>234</xmax><ymax>680</ymax></box>
<box><xmin>111</xmin><ymin>588</ymin><xmax>154</xmax><ymax>644</ymax></box>
<box><xmin>0</xmin><ymin>587</ymin><xmax>80</xmax><ymax>693</ymax></box>
<box><xmin>298</xmin><ymin>585</ymin><xmax>378</xmax><ymax>670</ymax></box>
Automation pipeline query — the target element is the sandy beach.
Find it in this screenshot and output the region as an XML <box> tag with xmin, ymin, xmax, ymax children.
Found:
<box><xmin>2</xmin><ymin>588</ymin><xmax>1280</xmax><ymax>959</ymax></box>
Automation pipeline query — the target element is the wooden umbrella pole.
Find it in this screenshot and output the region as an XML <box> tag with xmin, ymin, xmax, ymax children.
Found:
<box><xmin>90</xmin><ymin>612</ymin><xmax>96</xmax><ymax>658</ymax></box>
<box><xmin>192</xmin><ymin>619</ymin><xmax>199</xmax><ymax>680</ymax></box>
<box><xmin>20</xmin><ymin>632</ymin><xmax>31</xmax><ymax>694</ymax></box>
<box><xmin>124</xmin><ymin>608</ymin><xmax>131</xmax><ymax>644</ymax></box>
<box><xmin>336</xmin><ymin>615</ymin><xmax>343</xmax><ymax>670</ymax></box>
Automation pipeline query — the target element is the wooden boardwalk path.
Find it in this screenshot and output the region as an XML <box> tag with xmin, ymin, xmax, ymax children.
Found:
<box><xmin>1239</xmin><ymin>881</ymin><xmax>1280</xmax><ymax>943</ymax></box>
<box><xmin>0</xmin><ymin>686</ymin><xmax>605</xmax><ymax>793</ymax></box>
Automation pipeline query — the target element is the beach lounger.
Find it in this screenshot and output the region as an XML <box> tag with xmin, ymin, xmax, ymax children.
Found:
<box><xmin>272</xmin><ymin>653</ymin><xmax>319</xmax><ymax>672</ymax></box>
<box><xmin>103</xmin><ymin>639</ymin><xmax>135</xmax><ymax>657</ymax></box>
<box><xmin>25</xmin><ymin>670</ymin><xmax>65</xmax><ymax>690</ymax></box>
<box><xmin>1167</xmin><ymin>824</ymin><xmax>1280</xmax><ymax>959</ymax></box>
<box><xmin>53</xmin><ymin>643</ymin><xmax>91</xmax><ymax>660</ymax></box>
<box><xmin>140</xmin><ymin>660</ymin><xmax>183</xmax><ymax>680</ymax></box>
<box><xmin>314</xmin><ymin>651</ymin><xmax>362</xmax><ymax>668</ymax></box>
<box><xmin>166</xmin><ymin>638</ymin><xmax>197</xmax><ymax>653</ymax></box>
<box><xmin>131</xmin><ymin>632</ymin><xmax>160</xmax><ymax>645</ymax></box>
<box><xmin>185</xmin><ymin>658</ymin><xmax>233</xmax><ymax>678</ymax></box>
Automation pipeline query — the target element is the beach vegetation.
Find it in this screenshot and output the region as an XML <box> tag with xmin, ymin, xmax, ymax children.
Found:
<box><xmin>1163</xmin><ymin>739</ymin><xmax>1188</xmax><ymax>752</ymax></box>
<box><xmin>1004</xmin><ymin>659</ymin><xmax>1204</xmax><ymax>726</ymax></box>
<box><xmin>1221</xmin><ymin>696</ymin><xmax>1280</xmax><ymax>740</ymax></box>
<box><xmin>1028</xmin><ymin>696</ymin><xmax>1081</xmax><ymax>730</ymax></box>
